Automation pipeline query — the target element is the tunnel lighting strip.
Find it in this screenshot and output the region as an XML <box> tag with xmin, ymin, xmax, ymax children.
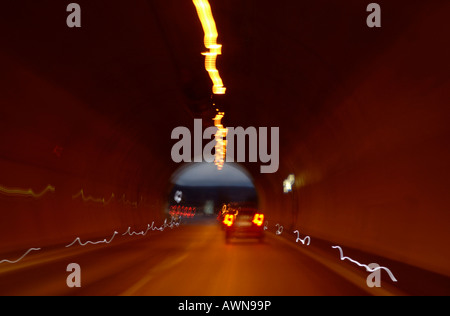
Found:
<box><xmin>0</xmin><ymin>184</ymin><xmax>55</xmax><ymax>198</ymax></box>
<box><xmin>119</xmin><ymin>194</ymin><xmax>139</xmax><ymax>208</ymax></box>
<box><xmin>332</xmin><ymin>246</ymin><xmax>398</xmax><ymax>282</ymax></box>
<box><xmin>0</xmin><ymin>248</ymin><xmax>41</xmax><ymax>265</ymax></box>
<box><xmin>193</xmin><ymin>0</ymin><xmax>229</xmax><ymax>170</ymax></box>
<box><xmin>213</xmin><ymin>112</ymin><xmax>227</xmax><ymax>170</ymax></box>
<box><xmin>193</xmin><ymin>0</ymin><xmax>226</xmax><ymax>95</ymax></box>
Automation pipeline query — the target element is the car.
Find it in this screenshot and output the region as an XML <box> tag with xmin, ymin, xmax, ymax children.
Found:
<box><xmin>223</xmin><ymin>208</ymin><xmax>265</xmax><ymax>243</ymax></box>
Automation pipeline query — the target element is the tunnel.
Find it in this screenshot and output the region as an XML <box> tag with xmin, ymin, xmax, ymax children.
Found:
<box><xmin>0</xmin><ymin>0</ymin><xmax>449</xmax><ymax>296</ymax></box>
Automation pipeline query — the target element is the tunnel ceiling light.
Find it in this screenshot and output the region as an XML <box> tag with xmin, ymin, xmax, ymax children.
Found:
<box><xmin>193</xmin><ymin>0</ymin><xmax>229</xmax><ymax>171</ymax></box>
<box><xmin>0</xmin><ymin>248</ymin><xmax>42</xmax><ymax>265</ymax></box>
<box><xmin>193</xmin><ymin>0</ymin><xmax>226</xmax><ymax>95</ymax></box>
<box><xmin>213</xmin><ymin>112</ymin><xmax>227</xmax><ymax>171</ymax></box>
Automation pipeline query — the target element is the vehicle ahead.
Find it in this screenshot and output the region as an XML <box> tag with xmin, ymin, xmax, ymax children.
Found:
<box><xmin>223</xmin><ymin>208</ymin><xmax>265</xmax><ymax>243</ymax></box>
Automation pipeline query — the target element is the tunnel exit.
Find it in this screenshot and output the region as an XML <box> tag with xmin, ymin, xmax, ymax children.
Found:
<box><xmin>167</xmin><ymin>162</ymin><xmax>259</xmax><ymax>218</ymax></box>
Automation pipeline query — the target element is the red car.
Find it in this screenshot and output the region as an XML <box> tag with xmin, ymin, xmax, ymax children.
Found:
<box><xmin>223</xmin><ymin>208</ymin><xmax>265</xmax><ymax>243</ymax></box>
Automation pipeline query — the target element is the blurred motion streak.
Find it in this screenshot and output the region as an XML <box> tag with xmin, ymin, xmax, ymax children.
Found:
<box><xmin>0</xmin><ymin>184</ymin><xmax>55</xmax><ymax>199</ymax></box>
<box><xmin>123</xmin><ymin>219</ymin><xmax>181</xmax><ymax>237</ymax></box>
<box><xmin>122</xmin><ymin>226</ymin><xmax>152</xmax><ymax>237</ymax></box>
<box><xmin>65</xmin><ymin>219</ymin><xmax>181</xmax><ymax>248</ymax></box>
<box><xmin>169</xmin><ymin>205</ymin><xmax>197</xmax><ymax>218</ymax></box>
<box><xmin>119</xmin><ymin>194</ymin><xmax>139</xmax><ymax>208</ymax></box>
<box><xmin>193</xmin><ymin>0</ymin><xmax>226</xmax><ymax>95</ymax></box>
<box><xmin>294</xmin><ymin>230</ymin><xmax>311</xmax><ymax>246</ymax></box>
<box><xmin>72</xmin><ymin>189</ymin><xmax>115</xmax><ymax>205</ymax></box>
<box><xmin>213</xmin><ymin>112</ymin><xmax>227</xmax><ymax>170</ymax></box>
<box><xmin>193</xmin><ymin>0</ymin><xmax>230</xmax><ymax>171</ymax></box>
<box><xmin>332</xmin><ymin>246</ymin><xmax>398</xmax><ymax>282</ymax></box>
<box><xmin>66</xmin><ymin>231</ymin><xmax>119</xmax><ymax>248</ymax></box>
<box><xmin>0</xmin><ymin>248</ymin><xmax>41</xmax><ymax>265</ymax></box>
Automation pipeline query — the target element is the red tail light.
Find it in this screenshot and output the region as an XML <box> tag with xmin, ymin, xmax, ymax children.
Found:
<box><xmin>252</xmin><ymin>214</ymin><xmax>264</xmax><ymax>226</ymax></box>
<box><xmin>223</xmin><ymin>214</ymin><xmax>235</xmax><ymax>227</ymax></box>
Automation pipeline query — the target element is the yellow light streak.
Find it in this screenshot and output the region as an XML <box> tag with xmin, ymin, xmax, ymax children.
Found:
<box><xmin>213</xmin><ymin>112</ymin><xmax>227</xmax><ymax>170</ymax></box>
<box><xmin>193</xmin><ymin>0</ymin><xmax>228</xmax><ymax>170</ymax></box>
<box><xmin>0</xmin><ymin>184</ymin><xmax>55</xmax><ymax>198</ymax></box>
<box><xmin>72</xmin><ymin>189</ymin><xmax>115</xmax><ymax>205</ymax></box>
<box><xmin>193</xmin><ymin>0</ymin><xmax>226</xmax><ymax>95</ymax></box>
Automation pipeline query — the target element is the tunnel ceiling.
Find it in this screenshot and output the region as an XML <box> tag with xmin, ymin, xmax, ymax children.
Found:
<box><xmin>0</xmin><ymin>0</ymin><xmax>440</xmax><ymax>182</ymax></box>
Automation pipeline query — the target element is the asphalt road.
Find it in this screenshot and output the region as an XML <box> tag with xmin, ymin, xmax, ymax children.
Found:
<box><xmin>0</xmin><ymin>218</ymin><xmax>370</xmax><ymax>296</ymax></box>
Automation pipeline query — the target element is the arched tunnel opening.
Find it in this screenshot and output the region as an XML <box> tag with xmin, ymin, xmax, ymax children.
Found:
<box><xmin>167</xmin><ymin>162</ymin><xmax>259</xmax><ymax>219</ymax></box>
<box><xmin>0</xmin><ymin>0</ymin><xmax>449</xmax><ymax>297</ymax></box>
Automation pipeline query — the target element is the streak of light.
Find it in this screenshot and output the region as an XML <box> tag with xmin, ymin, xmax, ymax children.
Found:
<box><xmin>169</xmin><ymin>205</ymin><xmax>197</xmax><ymax>218</ymax></box>
<box><xmin>213</xmin><ymin>112</ymin><xmax>227</xmax><ymax>170</ymax></box>
<box><xmin>65</xmin><ymin>231</ymin><xmax>119</xmax><ymax>248</ymax></box>
<box><xmin>119</xmin><ymin>194</ymin><xmax>138</xmax><ymax>208</ymax></box>
<box><xmin>0</xmin><ymin>248</ymin><xmax>41</xmax><ymax>265</ymax></box>
<box><xmin>72</xmin><ymin>189</ymin><xmax>115</xmax><ymax>205</ymax></box>
<box><xmin>66</xmin><ymin>219</ymin><xmax>181</xmax><ymax>248</ymax></box>
<box><xmin>193</xmin><ymin>0</ymin><xmax>226</xmax><ymax>95</ymax></box>
<box><xmin>122</xmin><ymin>226</ymin><xmax>150</xmax><ymax>237</ymax></box>
<box><xmin>193</xmin><ymin>0</ymin><xmax>229</xmax><ymax>171</ymax></box>
<box><xmin>332</xmin><ymin>246</ymin><xmax>398</xmax><ymax>282</ymax></box>
<box><xmin>293</xmin><ymin>230</ymin><xmax>311</xmax><ymax>246</ymax></box>
<box><xmin>174</xmin><ymin>191</ymin><xmax>182</xmax><ymax>204</ymax></box>
<box><xmin>123</xmin><ymin>219</ymin><xmax>181</xmax><ymax>237</ymax></box>
<box><xmin>0</xmin><ymin>184</ymin><xmax>55</xmax><ymax>198</ymax></box>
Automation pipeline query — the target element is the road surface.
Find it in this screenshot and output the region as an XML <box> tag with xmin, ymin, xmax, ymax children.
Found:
<box><xmin>0</xmin><ymin>218</ymin><xmax>371</xmax><ymax>296</ymax></box>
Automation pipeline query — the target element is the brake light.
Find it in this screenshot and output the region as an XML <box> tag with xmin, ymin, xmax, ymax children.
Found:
<box><xmin>252</xmin><ymin>214</ymin><xmax>264</xmax><ymax>226</ymax></box>
<box><xmin>223</xmin><ymin>214</ymin><xmax>235</xmax><ymax>227</ymax></box>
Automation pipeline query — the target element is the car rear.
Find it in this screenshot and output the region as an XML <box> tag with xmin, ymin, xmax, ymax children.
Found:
<box><xmin>223</xmin><ymin>208</ymin><xmax>265</xmax><ymax>243</ymax></box>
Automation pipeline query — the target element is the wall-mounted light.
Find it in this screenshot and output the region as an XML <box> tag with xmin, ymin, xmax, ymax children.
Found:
<box><xmin>283</xmin><ymin>174</ymin><xmax>295</xmax><ymax>193</ymax></box>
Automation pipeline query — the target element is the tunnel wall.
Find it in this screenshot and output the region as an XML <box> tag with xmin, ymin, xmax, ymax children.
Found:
<box><xmin>0</xmin><ymin>55</ymin><xmax>173</xmax><ymax>254</ymax></box>
<box><xmin>260</xmin><ymin>6</ymin><xmax>450</xmax><ymax>277</ymax></box>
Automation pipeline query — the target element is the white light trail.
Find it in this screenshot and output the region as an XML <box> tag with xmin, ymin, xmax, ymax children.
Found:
<box><xmin>0</xmin><ymin>184</ymin><xmax>55</xmax><ymax>198</ymax></box>
<box><xmin>0</xmin><ymin>248</ymin><xmax>41</xmax><ymax>265</ymax></box>
<box><xmin>332</xmin><ymin>246</ymin><xmax>398</xmax><ymax>282</ymax></box>
<box><xmin>65</xmin><ymin>231</ymin><xmax>119</xmax><ymax>248</ymax></box>
<box><xmin>293</xmin><ymin>230</ymin><xmax>311</xmax><ymax>246</ymax></box>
